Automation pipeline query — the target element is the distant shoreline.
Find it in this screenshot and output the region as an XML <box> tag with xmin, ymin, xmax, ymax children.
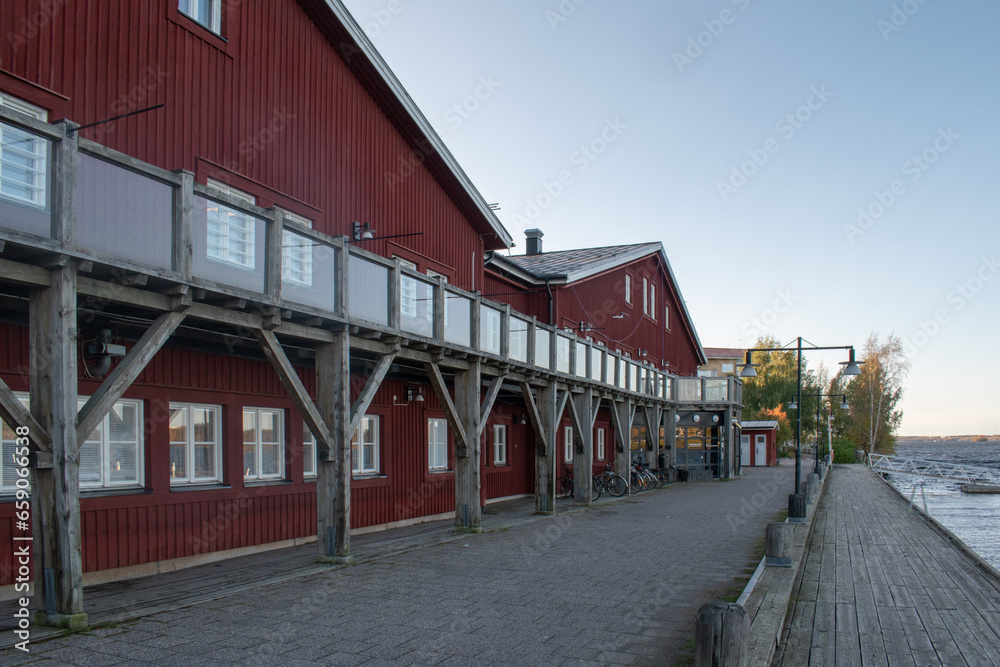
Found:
<box><xmin>897</xmin><ymin>435</ymin><xmax>999</xmax><ymax>442</ymax></box>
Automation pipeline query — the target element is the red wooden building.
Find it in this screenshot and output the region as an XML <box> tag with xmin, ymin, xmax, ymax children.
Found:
<box><xmin>740</xmin><ymin>421</ymin><xmax>779</xmax><ymax>467</ymax></box>
<box><xmin>0</xmin><ymin>0</ymin><xmax>740</xmax><ymax>626</ymax></box>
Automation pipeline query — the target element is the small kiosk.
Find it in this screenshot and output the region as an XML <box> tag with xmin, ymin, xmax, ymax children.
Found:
<box><xmin>740</xmin><ymin>420</ymin><xmax>778</xmax><ymax>467</ymax></box>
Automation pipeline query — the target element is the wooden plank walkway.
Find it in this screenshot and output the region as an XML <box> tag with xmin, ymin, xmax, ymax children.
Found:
<box><xmin>775</xmin><ymin>465</ymin><xmax>1000</xmax><ymax>666</ymax></box>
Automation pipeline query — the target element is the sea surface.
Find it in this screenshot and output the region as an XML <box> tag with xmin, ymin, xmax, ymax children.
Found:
<box><xmin>882</xmin><ymin>439</ymin><xmax>1000</xmax><ymax>571</ymax></box>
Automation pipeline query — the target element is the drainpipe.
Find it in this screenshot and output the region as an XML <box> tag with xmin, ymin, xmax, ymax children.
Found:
<box><xmin>545</xmin><ymin>278</ymin><xmax>554</xmax><ymax>326</ymax></box>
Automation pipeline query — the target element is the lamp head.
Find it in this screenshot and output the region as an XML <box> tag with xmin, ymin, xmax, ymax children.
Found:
<box><xmin>840</xmin><ymin>348</ymin><xmax>863</xmax><ymax>376</ymax></box>
<box><xmin>839</xmin><ymin>397</ymin><xmax>849</xmax><ymax>410</ymax></box>
<box><xmin>787</xmin><ymin>400</ymin><xmax>798</xmax><ymax>410</ymax></box>
<box><xmin>738</xmin><ymin>351</ymin><xmax>758</xmax><ymax>377</ymax></box>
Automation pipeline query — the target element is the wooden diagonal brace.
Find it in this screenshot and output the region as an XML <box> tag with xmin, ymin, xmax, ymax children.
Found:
<box><xmin>348</xmin><ymin>353</ymin><xmax>396</xmax><ymax>439</ymax></box>
<box><xmin>519</xmin><ymin>381</ymin><xmax>547</xmax><ymax>456</ymax></box>
<box><xmin>476</xmin><ymin>374</ymin><xmax>506</xmax><ymax>439</ymax></box>
<box><xmin>0</xmin><ymin>376</ymin><xmax>51</xmax><ymax>453</ymax></box>
<box><xmin>77</xmin><ymin>311</ymin><xmax>186</xmax><ymax>442</ymax></box>
<box><xmin>425</xmin><ymin>362</ymin><xmax>472</xmax><ymax>456</ymax></box>
<box><xmin>255</xmin><ymin>330</ymin><xmax>333</xmax><ymax>454</ymax></box>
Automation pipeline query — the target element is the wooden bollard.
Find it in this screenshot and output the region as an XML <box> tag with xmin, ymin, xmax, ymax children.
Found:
<box><xmin>695</xmin><ymin>600</ymin><xmax>748</xmax><ymax>667</ymax></box>
<box><xmin>788</xmin><ymin>493</ymin><xmax>806</xmax><ymax>523</ymax></box>
<box><xmin>765</xmin><ymin>522</ymin><xmax>792</xmax><ymax>567</ymax></box>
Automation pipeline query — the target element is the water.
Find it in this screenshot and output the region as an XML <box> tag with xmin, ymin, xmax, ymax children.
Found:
<box><xmin>882</xmin><ymin>439</ymin><xmax>1000</xmax><ymax>571</ymax></box>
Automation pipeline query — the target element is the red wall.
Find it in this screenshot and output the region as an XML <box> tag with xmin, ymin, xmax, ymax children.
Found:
<box><xmin>0</xmin><ymin>322</ymin><xmax>537</xmax><ymax>584</ymax></box>
<box><xmin>0</xmin><ymin>0</ymin><xmax>491</xmax><ymax>291</ymax></box>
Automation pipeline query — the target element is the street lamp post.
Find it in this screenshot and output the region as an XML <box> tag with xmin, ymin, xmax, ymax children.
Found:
<box><xmin>739</xmin><ymin>338</ymin><xmax>861</xmax><ymax>515</ymax></box>
<box><xmin>788</xmin><ymin>392</ymin><xmax>848</xmax><ymax>475</ymax></box>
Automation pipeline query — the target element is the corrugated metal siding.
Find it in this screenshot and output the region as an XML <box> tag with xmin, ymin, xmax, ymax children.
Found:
<box><xmin>0</xmin><ymin>0</ymin><xmax>485</xmax><ymax>290</ymax></box>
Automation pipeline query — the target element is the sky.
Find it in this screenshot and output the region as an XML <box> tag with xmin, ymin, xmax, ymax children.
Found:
<box><xmin>339</xmin><ymin>0</ymin><xmax>1000</xmax><ymax>437</ymax></box>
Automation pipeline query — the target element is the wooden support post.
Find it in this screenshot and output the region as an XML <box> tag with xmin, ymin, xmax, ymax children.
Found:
<box><xmin>453</xmin><ymin>363</ymin><xmax>482</xmax><ymax>532</ymax></box>
<box><xmin>30</xmin><ymin>261</ymin><xmax>87</xmax><ymax>629</ymax></box>
<box><xmin>172</xmin><ymin>170</ymin><xmax>194</xmax><ymax>279</ymax></box>
<box><xmin>534</xmin><ymin>383</ymin><xmax>558</xmax><ymax>514</ymax></box>
<box><xmin>571</xmin><ymin>389</ymin><xmax>595</xmax><ymax>505</ymax></box>
<box><xmin>611</xmin><ymin>400</ymin><xmax>634</xmax><ymax>492</ymax></box>
<box><xmin>665</xmin><ymin>407</ymin><xmax>677</xmax><ymax>473</ymax></box>
<box><xmin>315</xmin><ymin>328</ymin><xmax>353</xmax><ymax>564</ymax></box>
<box><xmin>643</xmin><ymin>405</ymin><xmax>660</xmax><ymax>469</ymax></box>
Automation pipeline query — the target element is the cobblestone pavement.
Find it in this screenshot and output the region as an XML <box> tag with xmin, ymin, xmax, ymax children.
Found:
<box><xmin>1</xmin><ymin>466</ymin><xmax>792</xmax><ymax>667</ymax></box>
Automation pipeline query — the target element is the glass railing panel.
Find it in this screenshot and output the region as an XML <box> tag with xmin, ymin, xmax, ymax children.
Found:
<box><xmin>575</xmin><ymin>342</ymin><xmax>588</xmax><ymax>378</ymax></box>
<box><xmin>479</xmin><ymin>305</ymin><xmax>502</xmax><ymax>355</ymax></box>
<box><xmin>705</xmin><ymin>378</ymin><xmax>729</xmax><ymax>401</ymax></box>
<box><xmin>510</xmin><ymin>317</ymin><xmax>529</xmax><ymax>363</ymax></box>
<box><xmin>281</xmin><ymin>231</ymin><xmax>336</xmax><ymax>312</ymax></box>
<box><xmin>629</xmin><ymin>363</ymin><xmax>639</xmax><ymax>392</ymax></box>
<box><xmin>400</xmin><ymin>274</ymin><xmax>435</xmax><ymax>337</ymax></box>
<box><xmin>348</xmin><ymin>256</ymin><xmax>389</xmax><ymax>325</ymax></box>
<box><xmin>676</xmin><ymin>377</ymin><xmax>702</xmax><ymax>402</ymax></box>
<box><xmin>534</xmin><ymin>328</ymin><xmax>550</xmax><ymax>369</ymax></box>
<box><xmin>664</xmin><ymin>376</ymin><xmax>672</xmax><ymax>400</ymax></box>
<box><xmin>590</xmin><ymin>347</ymin><xmax>603</xmax><ymax>382</ymax></box>
<box><xmin>0</xmin><ymin>121</ymin><xmax>52</xmax><ymax>237</ymax></box>
<box><xmin>444</xmin><ymin>292</ymin><xmax>472</xmax><ymax>347</ymax></box>
<box><xmin>556</xmin><ymin>335</ymin><xmax>571</xmax><ymax>374</ymax></box>
<box><xmin>76</xmin><ymin>153</ymin><xmax>173</xmax><ymax>270</ymax></box>
<box><xmin>192</xmin><ymin>194</ymin><xmax>266</xmax><ymax>293</ymax></box>
<box><xmin>617</xmin><ymin>359</ymin><xmax>627</xmax><ymax>390</ymax></box>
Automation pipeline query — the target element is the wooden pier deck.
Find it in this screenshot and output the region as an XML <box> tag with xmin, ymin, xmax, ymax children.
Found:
<box><xmin>775</xmin><ymin>465</ymin><xmax>1000</xmax><ymax>666</ymax></box>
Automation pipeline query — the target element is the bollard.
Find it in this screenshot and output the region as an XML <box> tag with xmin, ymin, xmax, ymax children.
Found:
<box><xmin>803</xmin><ymin>479</ymin><xmax>815</xmax><ymax>505</ymax></box>
<box><xmin>765</xmin><ymin>522</ymin><xmax>793</xmax><ymax>567</ymax></box>
<box><xmin>788</xmin><ymin>493</ymin><xmax>806</xmax><ymax>523</ymax></box>
<box><xmin>695</xmin><ymin>600</ymin><xmax>748</xmax><ymax>667</ymax></box>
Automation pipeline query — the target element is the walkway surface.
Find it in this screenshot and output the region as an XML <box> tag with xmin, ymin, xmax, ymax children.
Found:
<box><xmin>1</xmin><ymin>467</ymin><xmax>792</xmax><ymax>666</ymax></box>
<box><xmin>775</xmin><ymin>465</ymin><xmax>1000</xmax><ymax>667</ymax></box>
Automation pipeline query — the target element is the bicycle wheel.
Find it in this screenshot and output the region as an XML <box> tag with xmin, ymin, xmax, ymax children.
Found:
<box><xmin>590</xmin><ymin>475</ymin><xmax>603</xmax><ymax>501</ymax></box>
<box><xmin>555</xmin><ymin>475</ymin><xmax>574</xmax><ymax>499</ymax></box>
<box><xmin>605</xmin><ymin>473</ymin><xmax>627</xmax><ymax>497</ymax></box>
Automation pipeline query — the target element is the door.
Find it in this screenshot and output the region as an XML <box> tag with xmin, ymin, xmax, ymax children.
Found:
<box><xmin>755</xmin><ymin>435</ymin><xmax>767</xmax><ymax>466</ymax></box>
<box><xmin>741</xmin><ymin>435</ymin><xmax>751</xmax><ymax>467</ymax></box>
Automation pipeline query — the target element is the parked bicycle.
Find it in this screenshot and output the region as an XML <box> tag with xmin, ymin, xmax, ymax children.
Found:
<box><xmin>555</xmin><ymin>473</ymin><xmax>603</xmax><ymax>501</ymax></box>
<box><xmin>595</xmin><ymin>463</ymin><xmax>627</xmax><ymax>498</ymax></box>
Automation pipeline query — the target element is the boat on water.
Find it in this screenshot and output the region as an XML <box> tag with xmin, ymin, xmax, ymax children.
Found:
<box><xmin>960</xmin><ymin>484</ymin><xmax>1000</xmax><ymax>494</ymax></box>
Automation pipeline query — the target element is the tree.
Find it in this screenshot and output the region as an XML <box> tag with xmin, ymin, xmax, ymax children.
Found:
<box><xmin>741</xmin><ymin>335</ymin><xmax>822</xmax><ymax>443</ymax></box>
<box><xmin>832</xmin><ymin>332</ymin><xmax>909</xmax><ymax>454</ymax></box>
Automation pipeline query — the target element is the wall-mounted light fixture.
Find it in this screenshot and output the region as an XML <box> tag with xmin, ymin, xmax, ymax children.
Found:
<box><xmin>352</xmin><ymin>221</ymin><xmax>375</xmax><ymax>241</ymax></box>
<box><xmin>612</xmin><ymin>312</ymin><xmax>627</xmax><ymax>319</ymax></box>
<box><xmin>407</xmin><ymin>385</ymin><xmax>425</xmax><ymax>403</ymax></box>
<box><xmin>515</xmin><ymin>414</ymin><xmax>527</xmax><ymax>425</ymax></box>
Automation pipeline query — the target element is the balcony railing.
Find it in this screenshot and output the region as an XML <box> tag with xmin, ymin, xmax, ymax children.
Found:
<box><xmin>0</xmin><ymin>110</ymin><xmax>741</xmax><ymax>406</ymax></box>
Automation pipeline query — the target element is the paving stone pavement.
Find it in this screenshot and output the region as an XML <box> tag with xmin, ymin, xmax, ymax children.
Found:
<box><xmin>0</xmin><ymin>466</ymin><xmax>793</xmax><ymax>667</ymax></box>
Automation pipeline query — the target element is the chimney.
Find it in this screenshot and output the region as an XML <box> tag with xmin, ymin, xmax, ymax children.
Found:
<box><xmin>525</xmin><ymin>228</ymin><xmax>544</xmax><ymax>256</ymax></box>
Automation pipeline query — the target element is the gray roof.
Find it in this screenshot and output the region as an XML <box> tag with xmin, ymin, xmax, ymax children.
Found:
<box><xmin>494</xmin><ymin>243</ymin><xmax>662</xmax><ymax>282</ymax></box>
<box><xmin>741</xmin><ymin>421</ymin><xmax>779</xmax><ymax>430</ymax></box>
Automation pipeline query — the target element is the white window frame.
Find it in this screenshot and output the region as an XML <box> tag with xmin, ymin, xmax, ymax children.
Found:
<box><xmin>493</xmin><ymin>424</ymin><xmax>507</xmax><ymax>465</ymax></box>
<box><xmin>597</xmin><ymin>428</ymin><xmax>606</xmax><ymax>461</ymax></box>
<box><xmin>352</xmin><ymin>415</ymin><xmax>379</xmax><ymax>476</ymax></box>
<box><xmin>243</xmin><ymin>407</ymin><xmax>284</xmax><ymax>481</ymax></box>
<box><xmin>481</xmin><ymin>306</ymin><xmax>501</xmax><ymax>354</ymax></box>
<box><xmin>721</xmin><ymin>363</ymin><xmax>734</xmax><ymax>374</ymax></box>
<box><xmin>281</xmin><ymin>210</ymin><xmax>314</xmax><ymax>287</ymax></box>
<box><xmin>0</xmin><ymin>95</ymin><xmax>48</xmax><ymax>209</ymax></box>
<box><xmin>428</xmin><ymin>417</ymin><xmax>449</xmax><ymax>472</ymax></box>
<box><xmin>564</xmin><ymin>426</ymin><xmax>574</xmax><ymax>464</ymax></box>
<box><xmin>624</xmin><ymin>273</ymin><xmax>632</xmax><ymax>305</ymax></box>
<box><xmin>1</xmin><ymin>393</ymin><xmax>31</xmax><ymax>493</ymax></box>
<box><xmin>664</xmin><ymin>305</ymin><xmax>671</xmax><ymax>331</ymax></box>
<box><xmin>169</xmin><ymin>403</ymin><xmax>223</xmax><ymax>486</ymax></box>
<box><xmin>398</xmin><ymin>259</ymin><xmax>419</xmax><ymax>319</ymax></box>
<box><xmin>642</xmin><ymin>276</ymin><xmax>649</xmax><ymax>315</ymax></box>
<box><xmin>78</xmin><ymin>397</ymin><xmax>144</xmax><ymax>490</ymax></box>
<box><xmin>303</xmin><ymin>426</ymin><xmax>317</xmax><ymax>478</ymax></box>
<box><xmin>649</xmin><ymin>282</ymin><xmax>656</xmax><ymax>321</ymax></box>
<box><xmin>206</xmin><ymin>179</ymin><xmax>257</xmax><ymax>270</ymax></box>
<box><xmin>178</xmin><ymin>0</ymin><xmax>222</xmax><ymax>34</ymax></box>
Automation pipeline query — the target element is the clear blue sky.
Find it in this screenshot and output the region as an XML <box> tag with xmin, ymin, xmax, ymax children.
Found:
<box><xmin>341</xmin><ymin>0</ymin><xmax>1000</xmax><ymax>437</ymax></box>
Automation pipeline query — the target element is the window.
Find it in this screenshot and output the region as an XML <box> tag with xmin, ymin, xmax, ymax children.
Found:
<box><xmin>564</xmin><ymin>426</ymin><xmax>573</xmax><ymax>463</ymax></box>
<box><xmin>352</xmin><ymin>415</ymin><xmax>379</xmax><ymax>475</ymax></box>
<box><xmin>596</xmin><ymin>428</ymin><xmax>606</xmax><ymax>461</ymax></box>
<box><xmin>281</xmin><ymin>210</ymin><xmax>313</xmax><ymax>287</ymax></box>
<box><xmin>493</xmin><ymin>424</ymin><xmax>507</xmax><ymax>465</ymax></box>
<box><xmin>303</xmin><ymin>427</ymin><xmax>317</xmax><ymax>478</ymax></box>
<box><xmin>649</xmin><ymin>283</ymin><xmax>656</xmax><ymax>321</ymax></box>
<box><xmin>0</xmin><ymin>95</ymin><xmax>48</xmax><ymax>209</ymax></box>
<box><xmin>178</xmin><ymin>0</ymin><xmax>221</xmax><ymax>33</ymax></box>
<box><xmin>642</xmin><ymin>276</ymin><xmax>649</xmax><ymax>315</ymax></box>
<box><xmin>664</xmin><ymin>305</ymin><xmax>670</xmax><ymax>331</ymax></box>
<box><xmin>79</xmin><ymin>398</ymin><xmax>143</xmax><ymax>490</ymax></box>
<box><xmin>624</xmin><ymin>273</ymin><xmax>632</xmax><ymax>305</ymax></box>
<box><xmin>169</xmin><ymin>403</ymin><xmax>222</xmax><ymax>485</ymax></box>
<box><xmin>206</xmin><ymin>179</ymin><xmax>256</xmax><ymax>270</ymax></box>
<box><xmin>1</xmin><ymin>393</ymin><xmax>30</xmax><ymax>493</ymax></box>
<box><xmin>428</xmin><ymin>418</ymin><xmax>448</xmax><ymax>471</ymax></box>
<box><xmin>721</xmin><ymin>363</ymin><xmax>734</xmax><ymax>374</ymax></box>
<box><xmin>480</xmin><ymin>306</ymin><xmax>501</xmax><ymax>355</ymax></box>
<box><xmin>243</xmin><ymin>408</ymin><xmax>284</xmax><ymax>481</ymax></box>
<box><xmin>399</xmin><ymin>259</ymin><xmax>418</xmax><ymax>318</ymax></box>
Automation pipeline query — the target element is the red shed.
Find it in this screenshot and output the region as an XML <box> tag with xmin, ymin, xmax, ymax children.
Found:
<box><xmin>740</xmin><ymin>421</ymin><xmax>778</xmax><ymax>467</ymax></box>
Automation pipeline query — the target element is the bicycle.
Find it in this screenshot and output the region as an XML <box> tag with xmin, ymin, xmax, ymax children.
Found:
<box><xmin>595</xmin><ymin>463</ymin><xmax>627</xmax><ymax>497</ymax></box>
<box><xmin>555</xmin><ymin>473</ymin><xmax>603</xmax><ymax>501</ymax></box>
